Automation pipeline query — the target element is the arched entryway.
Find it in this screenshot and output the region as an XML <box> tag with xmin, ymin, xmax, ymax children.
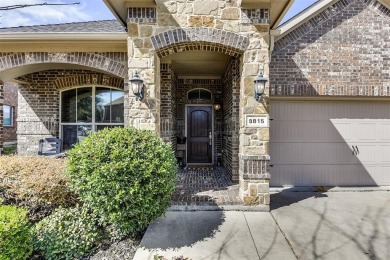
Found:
<box><xmin>151</xmin><ymin>28</ymin><xmax>247</xmax><ymax>182</ymax></box>
<box><xmin>0</xmin><ymin>53</ymin><xmax>127</xmax><ymax>155</ymax></box>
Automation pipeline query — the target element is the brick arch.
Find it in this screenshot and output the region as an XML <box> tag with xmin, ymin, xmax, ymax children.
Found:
<box><xmin>151</xmin><ymin>28</ymin><xmax>249</xmax><ymax>58</ymax></box>
<box><xmin>0</xmin><ymin>52</ymin><xmax>128</xmax><ymax>78</ymax></box>
<box><xmin>54</xmin><ymin>74</ymin><xmax>124</xmax><ymax>90</ymax></box>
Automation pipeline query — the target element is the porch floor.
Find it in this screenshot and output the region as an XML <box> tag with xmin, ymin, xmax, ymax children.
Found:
<box><xmin>170</xmin><ymin>167</ymin><xmax>242</xmax><ymax>206</ymax></box>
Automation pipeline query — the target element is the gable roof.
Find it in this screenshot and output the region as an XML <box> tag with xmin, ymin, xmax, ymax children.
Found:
<box><xmin>0</xmin><ymin>20</ymin><xmax>126</xmax><ymax>33</ymax></box>
<box><xmin>272</xmin><ymin>0</ymin><xmax>390</xmax><ymax>39</ymax></box>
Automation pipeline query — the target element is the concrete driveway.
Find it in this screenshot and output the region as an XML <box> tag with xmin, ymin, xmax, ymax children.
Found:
<box><xmin>134</xmin><ymin>191</ymin><xmax>390</xmax><ymax>260</ymax></box>
<box><xmin>271</xmin><ymin>191</ymin><xmax>390</xmax><ymax>260</ymax></box>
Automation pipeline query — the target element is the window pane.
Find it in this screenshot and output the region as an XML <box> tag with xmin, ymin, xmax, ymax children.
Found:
<box><xmin>111</xmin><ymin>90</ymin><xmax>124</xmax><ymax>123</ymax></box>
<box><xmin>77</xmin><ymin>88</ymin><xmax>93</xmax><ymax>123</ymax></box>
<box><xmin>95</xmin><ymin>88</ymin><xmax>111</xmax><ymax>123</ymax></box>
<box><xmin>199</xmin><ymin>90</ymin><xmax>211</xmax><ymax>100</ymax></box>
<box><xmin>3</xmin><ymin>106</ymin><xmax>12</xmax><ymax>126</ymax></box>
<box><xmin>62</xmin><ymin>125</ymin><xmax>92</xmax><ymax>150</ymax></box>
<box><xmin>61</xmin><ymin>89</ymin><xmax>77</xmax><ymax>123</ymax></box>
<box><xmin>62</xmin><ymin>125</ymin><xmax>77</xmax><ymax>150</ymax></box>
<box><xmin>96</xmin><ymin>125</ymin><xmax>124</xmax><ymax>131</ymax></box>
<box><xmin>188</xmin><ymin>90</ymin><xmax>199</xmax><ymax>100</ymax></box>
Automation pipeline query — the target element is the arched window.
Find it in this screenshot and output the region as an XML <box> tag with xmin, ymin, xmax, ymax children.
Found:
<box><xmin>60</xmin><ymin>86</ymin><xmax>124</xmax><ymax>150</ymax></box>
<box><xmin>187</xmin><ymin>89</ymin><xmax>212</xmax><ymax>100</ymax></box>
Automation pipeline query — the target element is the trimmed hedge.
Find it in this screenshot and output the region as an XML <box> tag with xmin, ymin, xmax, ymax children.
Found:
<box><xmin>0</xmin><ymin>205</ymin><xmax>33</xmax><ymax>260</ymax></box>
<box><xmin>67</xmin><ymin>127</ymin><xmax>178</xmax><ymax>239</ymax></box>
<box><xmin>33</xmin><ymin>207</ymin><xmax>102</xmax><ymax>260</ymax></box>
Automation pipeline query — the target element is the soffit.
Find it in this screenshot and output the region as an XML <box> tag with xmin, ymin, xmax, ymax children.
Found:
<box><xmin>161</xmin><ymin>51</ymin><xmax>230</xmax><ymax>77</ymax></box>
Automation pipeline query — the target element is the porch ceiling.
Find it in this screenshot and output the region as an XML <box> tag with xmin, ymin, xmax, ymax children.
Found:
<box><xmin>161</xmin><ymin>51</ymin><xmax>230</xmax><ymax>77</ymax></box>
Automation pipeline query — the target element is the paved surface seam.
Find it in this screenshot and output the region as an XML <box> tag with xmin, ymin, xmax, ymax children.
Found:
<box><xmin>243</xmin><ymin>212</ymin><xmax>261</xmax><ymax>260</ymax></box>
<box><xmin>270</xmin><ymin>211</ymin><xmax>298</xmax><ymax>259</ymax></box>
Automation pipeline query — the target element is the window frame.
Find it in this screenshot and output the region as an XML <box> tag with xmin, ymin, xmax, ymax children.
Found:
<box><xmin>187</xmin><ymin>88</ymin><xmax>212</xmax><ymax>100</ymax></box>
<box><xmin>3</xmin><ymin>105</ymin><xmax>14</xmax><ymax>127</ymax></box>
<box><xmin>59</xmin><ymin>85</ymin><xmax>125</xmax><ymax>141</ymax></box>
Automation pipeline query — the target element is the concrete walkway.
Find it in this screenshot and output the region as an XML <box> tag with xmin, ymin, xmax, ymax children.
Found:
<box><xmin>134</xmin><ymin>191</ymin><xmax>390</xmax><ymax>260</ymax></box>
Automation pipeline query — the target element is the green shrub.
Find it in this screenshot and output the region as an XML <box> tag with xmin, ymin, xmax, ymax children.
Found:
<box><xmin>0</xmin><ymin>205</ymin><xmax>33</xmax><ymax>260</ymax></box>
<box><xmin>67</xmin><ymin>127</ymin><xmax>178</xmax><ymax>239</ymax></box>
<box><xmin>0</xmin><ymin>156</ymin><xmax>77</xmax><ymax>222</ymax></box>
<box><xmin>33</xmin><ymin>207</ymin><xmax>102</xmax><ymax>260</ymax></box>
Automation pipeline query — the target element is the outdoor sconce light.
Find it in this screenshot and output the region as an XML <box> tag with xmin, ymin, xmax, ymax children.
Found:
<box><xmin>254</xmin><ymin>73</ymin><xmax>268</xmax><ymax>101</ymax></box>
<box><xmin>130</xmin><ymin>72</ymin><xmax>144</xmax><ymax>100</ymax></box>
<box><xmin>213</xmin><ymin>104</ymin><xmax>221</xmax><ymax>111</ymax></box>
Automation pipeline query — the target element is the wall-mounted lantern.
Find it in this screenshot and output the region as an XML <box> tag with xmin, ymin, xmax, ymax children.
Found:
<box><xmin>130</xmin><ymin>72</ymin><xmax>144</xmax><ymax>100</ymax></box>
<box><xmin>213</xmin><ymin>104</ymin><xmax>221</xmax><ymax>111</ymax></box>
<box><xmin>254</xmin><ymin>73</ymin><xmax>268</xmax><ymax>101</ymax></box>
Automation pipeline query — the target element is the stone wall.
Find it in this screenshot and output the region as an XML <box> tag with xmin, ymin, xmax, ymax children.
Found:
<box><xmin>16</xmin><ymin>70</ymin><xmax>124</xmax><ymax>155</ymax></box>
<box><xmin>222</xmin><ymin>57</ymin><xmax>240</xmax><ymax>180</ymax></box>
<box><xmin>126</xmin><ymin>0</ymin><xmax>271</xmax><ymax>205</ymax></box>
<box><xmin>3</xmin><ymin>82</ymin><xmax>18</xmax><ymax>141</ymax></box>
<box><xmin>270</xmin><ymin>0</ymin><xmax>390</xmax><ymax>97</ymax></box>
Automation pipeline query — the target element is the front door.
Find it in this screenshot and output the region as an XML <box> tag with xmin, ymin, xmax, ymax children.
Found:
<box><xmin>187</xmin><ymin>106</ymin><xmax>212</xmax><ymax>164</ymax></box>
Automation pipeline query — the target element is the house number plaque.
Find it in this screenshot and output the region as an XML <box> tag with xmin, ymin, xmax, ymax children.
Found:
<box><xmin>245</xmin><ymin>115</ymin><xmax>269</xmax><ymax>128</ymax></box>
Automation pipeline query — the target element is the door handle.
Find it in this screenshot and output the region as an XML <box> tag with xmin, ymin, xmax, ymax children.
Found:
<box><xmin>209</xmin><ymin>132</ymin><xmax>212</xmax><ymax>146</ymax></box>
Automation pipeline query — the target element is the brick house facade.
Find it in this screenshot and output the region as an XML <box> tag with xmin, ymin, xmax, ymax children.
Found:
<box><xmin>0</xmin><ymin>0</ymin><xmax>389</xmax><ymax>205</ymax></box>
<box><xmin>2</xmin><ymin>82</ymin><xmax>17</xmax><ymax>142</ymax></box>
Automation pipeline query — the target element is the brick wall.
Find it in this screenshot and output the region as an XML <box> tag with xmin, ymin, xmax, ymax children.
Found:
<box><xmin>3</xmin><ymin>82</ymin><xmax>18</xmax><ymax>141</ymax></box>
<box><xmin>16</xmin><ymin>70</ymin><xmax>124</xmax><ymax>155</ymax></box>
<box><xmin>160</xmin><ymin>63</ymin><xmax>177</xmax><ymax>148</ymax></box>
<box><xmin>0</xmin><ymin>52</ymin><xmax>128</xmax><ymax>79</ymax></box>
<box><xmin>270</xmin><ymin>0</ymin><xmax>390</xmax><ymax>97</ymax></box>
<box><xmin>0</xmin><ymin>82</ymin><xmax>3</xmax><ymax>153</ymax></box>
<box><xmin>222</xmin><ymin>57</ymin><xmax>240</xmax><ymax>180</ymax></box>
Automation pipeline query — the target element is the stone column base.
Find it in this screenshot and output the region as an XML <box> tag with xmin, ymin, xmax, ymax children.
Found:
<box><xmin>239</xmin><ymin>178</ymin><xmax>270</xmax><ymax>205</ymax></box>
<box><xmin>239</xmin><ymin>154</ymin><xmax>270</xmax><ymax>206</ymax></box>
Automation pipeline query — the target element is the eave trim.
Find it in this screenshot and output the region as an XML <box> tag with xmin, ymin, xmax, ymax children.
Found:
<box><xmin>0</xmin><ymin>32</ymin><xmax>128</xmax><ymax>40</ymax></box>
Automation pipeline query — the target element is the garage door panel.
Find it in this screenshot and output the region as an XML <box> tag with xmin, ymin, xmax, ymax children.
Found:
<box><xmin>270</xmin><ymin>142</ymin><xmax>354</xmax><ymax>165</ymax></box>
<box><xmin>270</xmin><ymin>101</ymin><xmax>390</xmax><ymax>187</ymax></box>
<box><xmin>379</xmin><ymin>123</ymin><xmax>390</xmax><ymax>141</ymax></box>
<box><xmin>360</xmin><ymin>166</ymin><xmax>390</xmax><ymax>185</ymax></box>
<box><xmin>354</xmin><ymin>144</ymin><xmax>377</xmax><ymax>164</ymax></box>
<box><xmin>377</xmin><ymin>145</ymin><xmax>390</xmax><ymax>163</ymax></box>
<box><xmin>271</xmin><ymin>121</ymin><xmax>345</xmax><ymax>142</ymax></box>
<box><xmin>333</xmin><ymin>119</ymin><xmax>390</xmax><ymax>142</ymax></box>
<box><xmin>270</xmin><ymin>164</ymin><xmax>377</xmax><ymax>186</ymax></box>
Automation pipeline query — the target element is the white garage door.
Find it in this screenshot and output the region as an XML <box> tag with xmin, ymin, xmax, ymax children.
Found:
<box><xmin>270</xmin><ymin>101</ymin><xmax>390</xmax><ymax>187</ymax></box>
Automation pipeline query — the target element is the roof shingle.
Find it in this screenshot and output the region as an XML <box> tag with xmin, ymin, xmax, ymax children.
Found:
<box><xmin>0</xmin><ymin>20</ymin><xmax>126</xmax><ymax>33</ymax></box>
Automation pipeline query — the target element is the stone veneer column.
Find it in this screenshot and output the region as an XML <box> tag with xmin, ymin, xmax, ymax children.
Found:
<box><xmin>239</xmin><ymin>31</ymin><xmax>271</xmax><ymax>207</ymax></box>
<box><xmin>0</xmin><ymin>81</ymin><xmax>3</xmax><ymax>154</ymax></box>
<box><xmin>126</xmin><ymin>32</ymin><xmax>161</xmax><ymax>132</ymax></box>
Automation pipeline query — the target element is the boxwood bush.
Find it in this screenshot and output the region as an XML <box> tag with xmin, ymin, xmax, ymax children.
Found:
<box><xmin>0</xmin><ymin>205</ymin><xmax>33</xmax><ymax>260</ymax></box>
<box><xmin>33</xmin><ymin>207</ymin><xmax>102</xmax><ymax>260</ymax></box>
<box><xmin>67</xmin><ymin>127</ymin><xmax>178</xmax><ymax>239</ymax></box>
